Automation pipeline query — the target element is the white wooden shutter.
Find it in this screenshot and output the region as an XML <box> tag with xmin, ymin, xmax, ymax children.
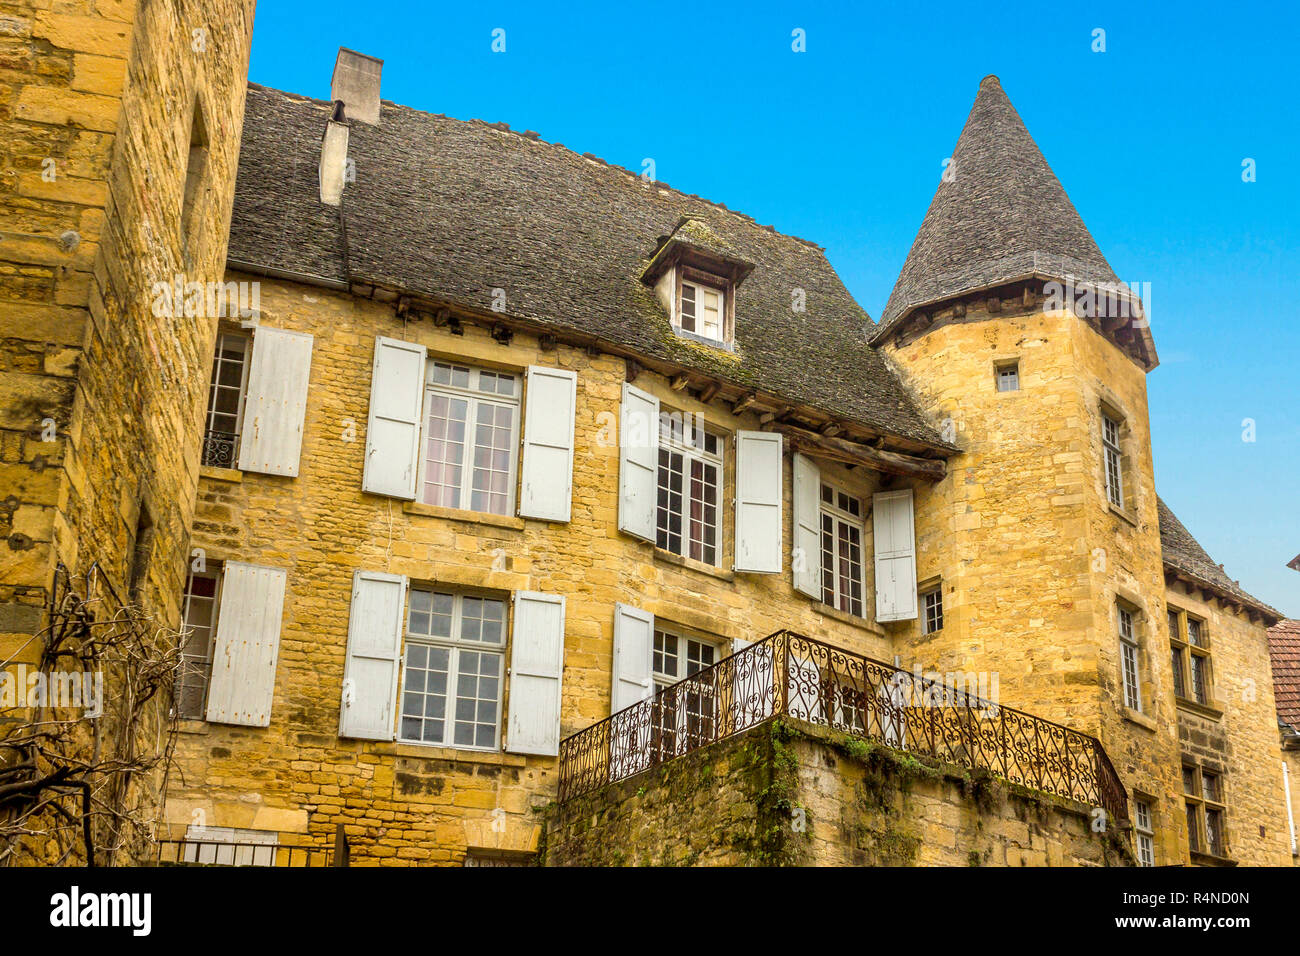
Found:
<box><xmin>611</xmin><ymin>603</ymin><xmax>655</xmax><ymax>713</ymax></box>
<box><xmin>734</xmin><ymin>431</ymin><xmax>783</xmax><ymax>573</ymax></box>
<box><xmin>874</xmin><ymin>488</ymin><xmax>918</xmax><ymax>622</ymax></box>
<box><xmin>618</xmin><ymin>383</ymin><xmax>659</xmax><ymax>541</ymax></box>
<box><xmin>206</xmin><ymin>562</ymin><xmax>286</xmax><ymax>727</ymax></box>
<box><xmin>338</xmin><ymin>570</ymin><xmax>406</xmax><ymax>740</ymax></box>
<box><xmin>362</xmin><ymin>336</ymin><xmax>426</xmax><ymax>499</ymax></box>
<box><xmin>237</xmin><ymin>328</ymin><xmax>314</xmax><ymax>476</ymax></box>
<box><xmin>519</xmin><ymin>366</ymin><xmax>577</xmax><ymax>522</ymax></box>
<box><xmin>506</xmin><ymin>591</ymin><xmax>566</xmax><ymax>756</ymax></box>
<box><xmin>792</xmin><ymin>453</ymin><xmax>822</xmax><ymax>598</ymax></box>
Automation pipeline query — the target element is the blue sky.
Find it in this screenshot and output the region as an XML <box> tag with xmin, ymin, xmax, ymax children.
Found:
<box><xmin>247</xmin><ymin>0</ymin><xmax>1298</xmax><ymax>616</ymax></box>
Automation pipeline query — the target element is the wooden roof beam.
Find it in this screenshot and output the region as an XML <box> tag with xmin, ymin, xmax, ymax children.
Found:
<box><xmin>771</xmin><ymin>422</ymin><xmax>945</xmax><ymax>481</ymax></box>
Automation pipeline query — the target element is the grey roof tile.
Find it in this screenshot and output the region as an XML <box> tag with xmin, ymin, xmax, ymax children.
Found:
<box><xmin>227</xmin><ymin>84</ymin><xmax>948</xmax><ymax>448</ymax></box>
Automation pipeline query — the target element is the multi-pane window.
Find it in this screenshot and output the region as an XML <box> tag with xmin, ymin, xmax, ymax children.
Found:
<box><xmin>1134</xmin><ymin>799</ymin><xmax>1155</xmax><ymax>867</ymax></box>
<box><xmin>819</xmin><ymin>482</ymin><xmax>865</xmax><ymax>616</ymax></box>
<box><xmin>651</xmin><ymin>628</ymin><xmax>718</xmax><ymax>757</ymax></box>
<box><xmin>420</xmin><ymin>362</ymin><xmax>519</xmax><ymax>515</ymax></box>
<box><xmin>398</xmin><ymin>590</ymin><xmax>505</xmax><ymax>750</ymax></box>
<box><xmin>202</xmin><ymin>332</ymin><xmax>249</xmax><ymax>467</ymax></box>
<box><xmin>995</xmin><ymin>362</ymin><xmax>1020</xmax><ymax>392</ymax></box>
<box><xmin>1168</xmin><ymin>608</ymin><xmax>1212</xmax><ymax>705</ymax></box>
<box><xmin>1102</xmin><ymin>412</ymin><xmax>1124</xmax><ymax>509</ymax></box>
<box><xmin>656</xmin><ymin>415</ymin><xmax>722</xmax><ymax>564</ymax></box>
<box><xmin>178</xmin><ymin>568</ymin><xmax>221</xmax><ymax>718</ymax></box>
<box><xmin>922</xmin><ymin>586</ymin><xmax>944</xmax><ymax>634</ymax></box>
<box><xmin>679</xmin><ymin>279</ymin><xmax>725</xmax><ymax>342</ymax></box>
<box><xmin>1184</xmin><ymin>764</ymin><xmax>1228</xmax><ymax>858</ymax></box>
<box><xmin>1118</xmin><ymin>605</ymin><xmax>1142</xmax><ymax>712</ymax></box>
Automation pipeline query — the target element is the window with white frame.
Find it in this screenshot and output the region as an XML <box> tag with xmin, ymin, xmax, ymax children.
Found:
<box><xmin>1102</xmin><ymin>412</ymin><xmax>1124</xmax><ymax>509</ymax></box>
<box><xmin>995</xmin><ymin>361</ymin><xmax>1020</xmax><ymax>392</ymax></box>
<box><xmin>1118</xmin><ymin>604</ymin><xmax>1141</xmax><ymax>712</ymax></box>
<box><xmin>178</xmin><ymin>567</ymin><xmax>221</xmax><ymax>718</ymax></box>
<box><xmin>651</xmin><ymin>627</ymin><xmax>718</xmax><ymax>757</ymax></box>
<box><xmin>1133</xmin><ymin>798</ymin><xmax>1155</xmax><ymax>866</ymax></box>
<box><xmin>202</xmin><ymin>331</ymin><xmax>250</xmax><ymax>468</ymax></box>
<box><xmin>419</xmin><ymin>361</ymin><xmax>520</xmax><ymax>515</ymax></box>
<box><xmin>678</xmin><ymin>279</ymin><xmax>726</xmax><ymax>343</ymax></box>
<box><xmin>398</xmin><ymin>590</ymin><xmax>506</xmax><ymax>750</ymax></box>
<box><xmin>922</xmin><ymin>585</ymin><xmax>944</xmax><ymax>634</ymax></box>
<box><xmin>819</xmin><ymin>481</ymin><xmax>865</xmax><ymax>617</ymax></box>
<box><xmin>656</xmin><ymin>415</ymin><xmax>723</xmax><ymax>564</ymax></box>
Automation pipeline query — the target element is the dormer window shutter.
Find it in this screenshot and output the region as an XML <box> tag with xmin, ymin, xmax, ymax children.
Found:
<box><xmin>873</xmin><ymin>489</ymin><xmax>918</xmax><ymax>622</ymax></box>
<box><xmin>618</xmin><ymin>382</ymin><xmax>659</xmax><ymax>542</ymax></box>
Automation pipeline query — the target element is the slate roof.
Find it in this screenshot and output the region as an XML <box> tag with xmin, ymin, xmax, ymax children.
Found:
<box><xmin>1270</xmin><ymin>619</ymin><xmax>1300</xmax><ymax>731</ymax></box>
<box><xmin>1157</xmin><ymin>496</ymin><xmax>1281</xmax><ymax>620</ymax></box>
<box><xmin>876</xmin><ymin>76</ymin><xmax>1125</xmax><ymax>336</ymax></box>
<box><xmin>227</xmin><ymin>84</ymin><xmax>948</xmax><ymax>449</ymax></box>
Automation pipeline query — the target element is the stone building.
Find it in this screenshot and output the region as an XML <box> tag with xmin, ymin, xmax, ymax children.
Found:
<box><xmin>1268</xmin><ymin>617</ymin><xmax>1300</xmax><ymax>861</ymax></box>
<box><xmin>3</xmin><ymin>15</ymin><xmax>1291</xmax><ymax>865</ymax></box>
<box><xmin>0</xmin><ymin>0</ymin><xmax>256</xmax><ymax>863</ymax></box>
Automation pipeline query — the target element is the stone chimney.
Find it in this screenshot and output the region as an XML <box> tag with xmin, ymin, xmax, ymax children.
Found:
<box><xmin>331</xmin><ymin>48</ymin><xmax>383</xmax><ymax>126</ymax></box>
<box><xmin>320</xmin><ymin>49</ymin><xmax>382</xmax><ymax>206</ymax></box>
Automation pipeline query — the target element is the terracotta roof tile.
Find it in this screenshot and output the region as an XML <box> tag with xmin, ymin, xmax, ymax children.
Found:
<box><xmin>1269</xmin><ymin>619</ymin><xmax>1300</xmax><ymax>730</ymax></box>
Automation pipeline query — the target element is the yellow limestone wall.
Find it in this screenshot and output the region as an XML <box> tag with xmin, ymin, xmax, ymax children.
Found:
<box><xmin>883</xmin><ymin>302</ymin><xmax>1183</xmax><ymax>864</ymax></box>
<box><xmin>167</xmin><ymin>272</ymin><xmax>901</xmax><ymax>864</ymax></box>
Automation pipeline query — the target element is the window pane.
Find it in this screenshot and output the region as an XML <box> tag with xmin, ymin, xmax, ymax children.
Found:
<box><xmin>400</xmin><ymin>645</ymin><xmax>450</xmax><ymax>744</ymax></box>
<box><xmin>422</xmin><ymin>394</ymin><xmax>468</xmax><ymax>507</ymax></box>
<box><xmin>1171</xmin><ymin>647</ymin><xmax>1186</xmax><ymax>698</ymax></box>
<box><xmin>469</xmin><ymin>401</ymin><xmax>514</xmax><ymax>515</ymax></box>
<box><xmin>656</xmin><ymin>449</ymin><xmax>684</xmax><ymax>555</ymax></box>
<box><xmin>1190</xmin><ymin>654</ymin><xmax>1207</xmax><ymax>704</ymax></box>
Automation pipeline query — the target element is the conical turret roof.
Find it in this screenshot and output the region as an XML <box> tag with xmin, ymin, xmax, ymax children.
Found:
<box><xmin>877</xmin><ymin>76</ymin><xmax>1131</xmax><ymax>341</ymax></box>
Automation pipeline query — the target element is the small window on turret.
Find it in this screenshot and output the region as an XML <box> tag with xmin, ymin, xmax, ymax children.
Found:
<box><xmin>995</xmin><ymin>361</ymin><xmax>1019</xmax><ymax>392</ymax></box>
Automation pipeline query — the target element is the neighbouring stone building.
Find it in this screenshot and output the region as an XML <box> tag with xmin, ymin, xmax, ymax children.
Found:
<box><xmin>1268</xmin><ymin>617</ymin><xmax>1300</xmax><ymax>862</ymax></box>
<box><xmin>0</xmin><ymin>0</ymin><xmax>256</xmax><ymax>863</ymax></box>
<box><xmin>2</xmin><ymin>14</ymin><xmax>1292</xmax><ymax>866</ymax></box>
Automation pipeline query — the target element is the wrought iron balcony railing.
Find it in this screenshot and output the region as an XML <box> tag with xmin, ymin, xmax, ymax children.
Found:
<box><xmin>201</xmin><ymin>429</ymin><xmax>239</xmax><ymax>469</ymax></box>
<box><xmin>558</xmin><ymin>630</ymin><xmax>1129</xmax><ymax>826</ymax></box>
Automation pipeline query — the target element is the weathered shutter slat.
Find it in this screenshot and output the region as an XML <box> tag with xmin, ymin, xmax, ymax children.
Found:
<box><xmin>734</xmin><ymin>430</ymin><xmax>783</xmax><ymax>573</ymax></box>
<box><xmin>792</xmin><ymin>453</ymin><xmax>822</xmax><ymax>598</ymax></box>
<box><xmin>506</xmin><ymin>592</ymin><xmax>566</xmax><ymax>756</ymax></box>
<box><xmin>362</xmin><ymin>336</ymin><xmax>426</xmax><ymax>500</ymax></box>
<box><xmin>338</xmin><ymin>570</ymin><xmax>406</xmax><ymax>740</ymax></box>
<box><xmin>518</xmin><ymin>366</ymin><xmax>577</xmax><ymax>522</ymax></box>
<box><xmin>873</xmin><ymin>488</ymin><xmax>918</xmax><ymax>622</ymax></box>
<box><xmin>611</xmin><ymin>603</ymin><xmax>655</xmax><ymax>713</ymax></box>
<box><xmin>617</xmin><ymin>383</ymin><xmax>659</xmax><ymax>542</ymax></box>
<box><xmin>205</xmin><ymin>562</ymin><xmax>286</xmax><ymax>727</ymax></box>
<box><xmin>237</xmin><ymin>328</ymin><xmax>314</xmax><ymax>476</ymax></box>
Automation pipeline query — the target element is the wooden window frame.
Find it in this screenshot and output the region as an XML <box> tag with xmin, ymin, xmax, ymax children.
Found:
<box><xmin>1183</xmin><ymin>763</ymin><xmax>1229</xmax><ymax>859</ymax></box>
<box><xmin>994</xmin><ymin>360</ymin><xmax>1020</xmax><ymax>393</ymax></box>
<box><xmin>1117</xmin><ymin>603</ymin><xmax>1142</xmax><ymax>713</ymax></box>
<box><xmin>396</xmin><ymin>588</ymin><xmax>507</xmax><ymax>752</ymax></box>
<box><xmin>1133</xmin><ymin>797</ymin><xmax>1156</xmax><ymax>867</ymax></box>
<box><xmin>1168</xmin><ymin>606</ymin><xmax>1214</xmax><ymax>706</ymax></box>
<box><xmin>921</xmin><ymin>584</ymin><xmax>944</xmax><ymax>635</ymax></box>
<box><xmin>1102</xmin><ymin>410</ymin><xmax>1125</xmax><ymax>510</ymax></box>
<box><xmin>655</xmin><ymin>413</ymin><xmax>724</xmax><ymax>566</ymax></box>
<box><xmin>675</xmin><ymin>267</ymin><xmax>734</xmax><ymax>347</ymax></box>
<box><xmin>819</xmin><ymin>479</ymin><xmax>866</xmax><ymax>618</ymax></box>
<box><xmin>203</xmin><ymin>328</ymin><xmax>252</xmax><ymax>467</ymax></box>
<box><xmin>651</xmin><ymin>624</ymin><xmax>721</xmax><ymax>759</ymax></box>
<box><xmin>178</xmin><ymin>565</ymin><xmax>223</xmax><ymax>720</ymax></box>
<box><xmin>416</xmin><ymin>360</ymin><xmax>521</xmax><ymax>516</ymax></box>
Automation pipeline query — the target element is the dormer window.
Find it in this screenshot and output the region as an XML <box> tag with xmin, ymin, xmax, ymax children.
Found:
<box><xmin>642</xmin><ymin>217</ymin><xmax>753</xmax><ymax>352</ymax></box>
<box><xmin>678</xmin><ymin>278</ymin><xmax>726</xmax><ymax>343</ymax></box>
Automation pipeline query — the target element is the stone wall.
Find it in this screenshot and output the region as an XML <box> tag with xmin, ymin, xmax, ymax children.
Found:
<box><xmin>1165</xmin><ymin>578</ymin><xmax>1293</xmax><ymax>865</ymax></box>
<box><xmin>166</xmin><ymin>272</ymin><xmax>904</xmax><ymax>863</ymax></box>
<box><xmin>0</xmin><ymin>0</ymin><xmax>256</xmax><ymax>863</ymax></box>
<box><xmin>542</xmin><ymin>720</ymin><xmax>1134</xmax><ymax>867</ymax></box>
